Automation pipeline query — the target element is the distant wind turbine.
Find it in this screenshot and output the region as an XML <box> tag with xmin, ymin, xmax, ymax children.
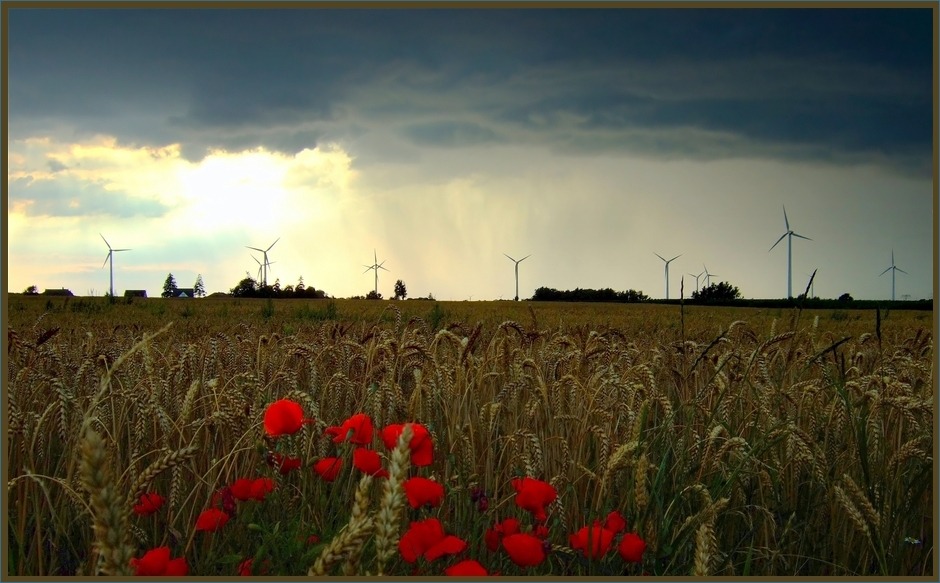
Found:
<box><xmin>879</xmin><ymin>250</ymin><xmax>908</xmax><ymax>301</ymax></box>
<box><xmin>702</xmin><ymin>264</ymin><xmax>717</xmax><ymax>288</ymax></box>
<box><xmin>246</xmin><ymin>237</ymin><xmax>280</xmax><ymax>287</ymax></box>
<box><xmin>654</xmin><ymin>253</ymin><xmax>681</xmax><ymax>300</ymax></box>
<box><xmin>769</xmin><ymin>206</ymin><xmax>812</xmax><ymax>299</ymax></box>
<box><xmin>689</xmin><ymin>270</ymin><xmax>705</xmax><ymax>294</ymax></box>
<box><xmin>504</xmin><ymin>253</ymin><xmax>530</xmax><ymax>301</ymax></box>
<box><xmin>363</xmin><ymin>249</ymin><xmax>389</xmax><ymax>296</ymax></box>
<box><xmin>100</xmin><ymin>234</ymin><xmax>131</xmax><ymax>298</ymax></box>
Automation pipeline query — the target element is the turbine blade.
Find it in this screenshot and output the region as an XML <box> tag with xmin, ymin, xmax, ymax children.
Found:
<box><xmin>113</xmin><ymin>248</ymin><xmax>131</xmax><ymax>252</ymax></box>
<box><xmin>783</xmin><ymin>205</ymin><xmax>789</xmax><ymax>230</ymax></box>
<box><xmin>379</xmin><ymin>265</ymin><xmax>390</xmax><ymax>272</ymax></box>
<box><xmin>363</xmin><ymin>266</ymin><xmax>373</xmax><ymax>274</ymax></box>
<box><xmin>100</xmin><ymin>234</ymin><xmax>112</xmax><ymax>249</ymax></box>
<box><xmin>102</xmin><ymin>253</ymin><xmax>111</xmax><ymax>269</ymax></box>
<box><xmin>668</xmin><ymin>254</ymin><xmax>681</xmax><ymax>263</ymax></box>
<box><xmin>769</xmin><ymin>233</ymin><xmax>787</xmax><ymax>251</ymax></box>
<box><xmin>879</xmin><ymin>267</ymin><xmax>892</xmax><ymax>276</ymax></box>
<box><xmin>791</xmin><ymin>232</ymin><xmax>811</xmax><ymax>241</ymax></box>
<box><xmin>654</xmin><ymin>252</ymin><xmax>666</xmax><ymax>262</ymax></box>
<box><xmin>519</xmin><ymin>254</ymin><xmax>531</xmax><ymax>263</ymax></box>
<box><xmin>504</xmin><ymin>253</ymin><xmax>516</xmax><ymax>262</ymax></box>
<box><xmin>896</xmin><ymin>267</ymin><xmax>908</xmax><ymax>275</ymax></box>
<box><xmin>247</xmin><ymin>246</ymin><xmax>264</xmax><ymax>253</ymax></box>
<box><xmin>267</xmin><ymin>237</ymin><xmax>280</xmax><ymax>252</ymax></box>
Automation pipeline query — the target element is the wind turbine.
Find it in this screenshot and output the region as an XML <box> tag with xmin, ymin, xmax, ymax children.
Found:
<box><xmin>654</xmin><ymin>253</ymin><xmax>681</xmax><ymax>300</ymax></box>
<box><xmin>769</xmin><ymin>206</ymin><xmax>812</xmax><ymax>299</ymax></box>
<box><xmin>100</xmin><ymin>234</ymin><xmax>131</xmax><ymax>298</ymax></box>
<box><xmin>504</xmin><ymin>253</ymin><xmax>530</xmax><ymax>301</ymax></box>
<box><xmin>246</xmin><ymin>237</ymin><xmax>280</xmax><ymax>287</ymax></box>
<box><xmin>879</xmin><ymin>250</ymin><xmax>907</xmax><ymax>301</ymax></box>
<box><xmin>689</xmin><ymin>270</ymin><xmax>705</xmax><ymax>294</ymax></box>
<box><xmin>363</xmin><ymin>249</ymin><xmax>389</xmax><ymax>296</ymax></box>
<box><xmin>702</xmin><ymin>264</ymin><xmax>717</xmax><ymax>288</ymax></box>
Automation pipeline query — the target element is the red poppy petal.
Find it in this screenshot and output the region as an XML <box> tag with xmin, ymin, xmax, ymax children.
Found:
<box><xmin>165</xmin><ymin>557</ymin><xmax>189</xmax><ymax>576</ymax></box>
<box><xmin>605</xmin><ymin>510</ymin><xmax>627</xmax><ymax>534</ymax></box>
<box><xmin>445</xmin><ymin>559</ymin><xmax>488</xmax><ymax>576</ymax></box>
<box><xmin>424</xmin><ymin>535</ymin><xmax>467</xmax><ymax>562</ymax></box>
<box><xmin>404</xmin><ymin>477</ymin><xmax>445</xmax><ymax>509</ymax></box>
<box><xmin>263</xmin><ymin>399</ymin><xmax>305</xmax><ymax>437</ymax></box>
<box><xmin>132</xmin><ymin>546</ymin><xmax>170</xmax><ymax>576</ymax></box>
<box><xmin>313</xmin><ymin>457</ymin><xmax>343</xmax><ymax>482</ymax></box>
<box><xmin>618</xmin><ymin>532</ymin><xmax>647</xmax><ymax>563</ymax></box>
<box><xmin>195</xmin><ymin>508</ymin><xmax>230</xmax><ymax>532</ymax></box>
<box><xmin>503</xmin><ymin>533</ymin><xmax>546</xmax><ymax>567</ymax></box>
<box><xmin>230</xmin><ymin>478</ymin><xmax>255</xmax><ymax>501</ymax></box>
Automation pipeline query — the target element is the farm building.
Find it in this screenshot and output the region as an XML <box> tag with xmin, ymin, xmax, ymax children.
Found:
<box><xmin>174</xmin><ymin>288</ymin><xmax>196</xmax><ymax>298</ymax></box>
<box><xmin>41</xmin><ymin>288</ymin><xmax>73</xmax><ymax>296</ymax></box>
<box><xmin>124</xmin><ymin>290</ymin><xmax>147</xmax><ymax>298</ymax></box>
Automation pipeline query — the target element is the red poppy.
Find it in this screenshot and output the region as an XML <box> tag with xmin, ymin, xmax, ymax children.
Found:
<box><xmin>325</xmin><ymin>413</ymin><xmax>374</xmax><ymax>445</ymax></box>
<box><xmin>605</xmin><ymin>510</ymin><xmax>627</xmax><ymax>534</ymax></box>
<box><xmin>569</xmin><ymin>523</ymin><xmax>615</xmax><ymax>559</ymax></box>
<box><xmin>511</xmin><ymin>477</ymin><xmax>557</xmax><ymax>522</ymax></box>
<box><xmin>195</xmin><ymin>508</ymin><xmax>230</xmax><ymax>532</ymax></box>
<box><xmin>618</xmin><ymin>532</ymin><xmax>647</xmax><ymax>563</ymax></box>
<box><xmin>444</xmin><ymin>559</ymin><xmax>489</xmax><ymax>576</ymax></box>
<box><xmin>130</xmin><ymin>546</ymin><xmax>189</xmax><ymax>576</ymax></box>
<box><xmin>263</xmin><ymin>399</ymin><xmax>305</xmax><ymax>437</ymax></box>
<box><xmin>209</xmin><ymin>486</ymin><xmax>237</xmax><ymax>517</ymax></box>
<box><xmin>229</xmin><ymin>478</ymin><xmax>255</xmax><ymax>502</ymax></box>
<box><xmin>250</xmin><ymin>477</ymin><xmax>275</xmax><ymax>501</ymax></box>
<box><xmin>502</xmin><ymin>533</ymin><xmax>546</xmax><ymax>567</ymax></box>
<box><xmin>313</xmin><ymin>457</ymin><xmax>343</xmax><ymax>482</ymax></box>
<box><xmin>352</xmin><ymin>447</ymin><xmax>389</xmax><ymax>478</ymax></box>
<box><xmin>399</xmin><ymin>518</ymin><xmax>467</xmax><ymax>563</ymax></box>
<box><xmin>380</xmin><ymin>423</ymin><xmax>434</xmax><ymax>466</ymax></box>
<box><xmin>266</xmin><ymin>452</ymin><xmax>302</xmax><ymax>475</ymax></box>
<box><xmin>237</xmin><ymin>557</ymin><xmax>271</xmax><ymax>576</ymax></box>
<box><xmin>133</xmin><ymin>492</ymin><xmax>165</xmax><ymax>516</ymax></box>
<box><xmin>485</xmin><ymin>517</ymin><xmax>520</xmax><ymax>552</ymax></box>
<box><xmin>404</xmin><ymin>477</ymin><xmax>445</xmax><ymax>509</ymax></box>
<box><xmin>306</xmin><ymin>534</ymin><xmax>321</xmax><ymax>545</ymax></box>
<box><xmin>533</xmin><ymin>524</ymin><xmax>550</xmax><ymax>539</ymax></box>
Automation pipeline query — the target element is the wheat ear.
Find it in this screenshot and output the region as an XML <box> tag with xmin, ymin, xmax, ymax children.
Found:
<box><xmin>373</xmin><ymin>423</ymin><xmax>413</xmax><ymax>576</ymax></box>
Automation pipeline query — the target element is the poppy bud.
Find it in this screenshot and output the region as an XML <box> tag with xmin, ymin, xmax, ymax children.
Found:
<box><xmin>477</xmin><ymin>496</ymin><xmax>489</xmax><ymax>512</ymax></box>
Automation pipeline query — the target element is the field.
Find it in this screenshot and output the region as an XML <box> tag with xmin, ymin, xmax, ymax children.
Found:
<box><xmin>4</xmin><ymin>296</ymin><xmax>935</xmax><ymax>576</ymax></box>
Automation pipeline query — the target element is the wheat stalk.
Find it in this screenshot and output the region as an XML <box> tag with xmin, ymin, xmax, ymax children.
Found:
<box><xmin>79</xmin><ymin>429</ymin><xmax>134</xmax><ymax>576</ymax></box>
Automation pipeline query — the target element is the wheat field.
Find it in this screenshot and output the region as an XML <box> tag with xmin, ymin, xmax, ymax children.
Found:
<box><xmin>4</xmin><ymin>296</ymin><xmax>935</xmax><ymax>576</ymax></box>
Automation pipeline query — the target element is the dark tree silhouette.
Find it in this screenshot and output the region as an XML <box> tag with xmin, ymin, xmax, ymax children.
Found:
<box><xmin>691</xmin><ymin>281</ymin><xmax>741</xmax><ymax>302</ymax></box>
<box><xmin>394</xmin><ymin>279</ymin><xmax>407</xmax><ymax>300</ymax></box>
<box><xmin>162</xmin><ymin>273</ymin><xmax>178</xmax><ymax>298</ymax></box>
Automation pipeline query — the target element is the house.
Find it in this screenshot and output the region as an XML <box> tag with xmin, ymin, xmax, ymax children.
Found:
<box><xmin>42</xmin><ymin>288</ymin><xmax>74</xmax><ymax>296</ymax></box>
<box><xmin>174</xmin><ymin>288</ymin><xmax>196</xmax><ymax>298</ymax></box>
<box><xmin>124</xmin><ymin>290</ymin><xmax>147</xmax><ymax>298</ymax></box>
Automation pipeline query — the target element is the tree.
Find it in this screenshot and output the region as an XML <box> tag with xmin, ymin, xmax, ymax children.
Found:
<box><xmin>838</xmin><ymin>292</ymin><xmax>854</xmax><ymax>303</ymax></box>
<box><xmin>23</xmin><ymin>285</ymin><xmax>38</xmax><ymax>295</ymax></box>
<box><xmin>366</xmin><ymin>290</ymin><xmax>383</xmax><ymax>300</ymax></box>
<box><xmin>231</xmin><ymin>276</ymin><xmax>259</xmax><ymax>297</ymax></box>
<box><xmin>296</xmin><ymin>276</ymin><xmax>306</xmax><ymax>295</ymax></box>
<box><xmin>162</xmin><ymin>273</ymin><xmax>178</xmax><ymax>298</ymax></box>
<box><xmin>691</xmin><ymin>281</ymin><xmax>741</xmax><ymax>302</ymax></box>
<box><xmin>394</xmin><ymin>279</ymin><xmax>407</xmax><ymax>300</ymax></box>
<box><xmin>194</xmin><ymin>274</ymin><xmax>206</xmax><ymax>298</ymax></box>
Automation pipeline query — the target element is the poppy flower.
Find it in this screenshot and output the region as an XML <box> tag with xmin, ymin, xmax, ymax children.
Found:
<box><xmin>130</xmin><ymin>546</ymin><xmax>189</xmax><ymax>576</ymax></box>
<box><xmin>195</xmin><ymin>508</ymin><xmax>230</xmax><ymax>532</ymax></box>
<box><xmin>511</xmin><ymin>477</ymin><xmax>557</xmax><ymax>522</ymax></box>
<box><xmin>325</xmin><ymin>413</ymin><xmax>374</xmax><ymax>445</ymax></box>
<box><xmin>569</xmin><ymin>523</ymin><xmax>615</xmax><ymax>559</ymax></box>
<box><xmin>250</xmin><ymin>477</ymin><xmax>275</xmax><ymax>501</ymax></box>
<box><xmin>313</xmin><ymin>457</ymin><xmax>343</xmax><ymax>482</ymax></box>
<box><xmin>399</xmin><ymin>518</ymin><xmax>467</xmax><ymax>563</ymax></box>
<box><xmin>133</xmin><ymin>492</ymin><xmax>165</xmax><ymax>517</ymax></box>
<box><xmin>618</xmin><ymin>532</ymin><xmax>647</xmax><ymax>563</ymax></box>
<box><xmin>502</xmin><ymin>533</ymin><xmax>546</xmax><ymax>567</ymax></box>
<box><xmin>605</xmin><ymin>510</ymin><xmax>627</xmax><ymax>534</ymax></box>
<box><xmin>485</xmin><ymin>517</ymin><xmax>520</xmax><ymax>552</ymax></box>
<box><xmin>209</xmin><ymin>486</ymin><xmax>237</xmax><ymax>517</ymax></box>
<box><xmin>404</xmin><ymin>477</ymin><xmax>445</xmax><ymax>509</ymax></box>
<box><xmin>306</xmin><ymin>534</ymin><xmax>321</xmax><ymax>545</ymax></box>
<box><xmin>237</xmin><ymin>557</ymin><xmax>271</xmax><ymax>576</ymax></box>
<box><xmin>352</xmin><ymin>447</ymin><xmax>389</xmax><ymax>478</ymax></box>
<box><xmin>380</xmin><ymin>423</ymin><xmax>434</xmax><ymax>466</ymax></box>
<box><xmin>533</xmin><ymin>524</ymin><xmax>550</xmax><ymax>539</ymax></box>
<box><xmin>263</xmin><ymin>399</ymin><xmax>305</xmax><ymax>437</ymax></box>
<box><xmin>230</xmin><ymin>478</ymin><xmax>255</xmax><ymax>502</ymax></box>
<box><xmin>444</xmin><ymin>559</ymin><xmax>489</xmax><ymax>576</ymax></box>
<box><xmin>266</xmin><ymin>452</ymin><xmax>302</xmax><ymax>475</ymax></box>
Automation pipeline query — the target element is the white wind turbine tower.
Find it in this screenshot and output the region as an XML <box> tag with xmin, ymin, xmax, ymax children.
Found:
<box><xmin>246</xmin><ymin>237</ymin><xmax>280</xmax><ymax>287</ymax></box>
<box><xmin>879</xmin><ymin>250</ymin><xmax>907</xmax><ymax>301</ymax></box>
<box><xmin>689</xmin><ymin>270</ymin><xmax>704</xmax><ymax>294</ymax></box>
<box><xmin>769</xmin><ymin>206</ymin><xmax>812</xmax><ymax>299</ymax></box>
<box><xmin>100</xmin><ymin>234</ymin><xmax>131</xmax><ymax>298</ymax></box>
<box><xmin>251</xmin><ymin>255</ymin><xmax>276</xmax><ymax>283</ymax></box>
<box><xmin>504</xmin><ymin>253</ymin><xmax>530</xmax><ymax>301</ymax></box>
<box><xmin>363</xmin><ymin>249</ymin><xmax>389</xmax><ymax>296</ymax></box>
<box><xmin>702</xmin><ymin>264</ymin><xmax>717</xmax><ymax>288</ymax></box>
<box><xmin>654</xmin><ymin>253</ymin><xmax>681</xmax><ymax>300</ymax></box>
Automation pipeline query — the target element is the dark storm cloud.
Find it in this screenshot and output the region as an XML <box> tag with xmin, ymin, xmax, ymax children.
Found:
<box><xmin>10</xmin><ymin>175</ymin><xmax>170</xmax><ymax>218</ymax></box>
<box><xmin>7</xmin><ymin>7</ymin><xmax>933</xmax><ymax>170</ymax></box>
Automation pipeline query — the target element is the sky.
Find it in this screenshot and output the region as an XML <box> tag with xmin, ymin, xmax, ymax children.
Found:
<box><xmin>5</xmin><ymin>6</ymin><xmax>936</xmax><ymax>301</ymax></box>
